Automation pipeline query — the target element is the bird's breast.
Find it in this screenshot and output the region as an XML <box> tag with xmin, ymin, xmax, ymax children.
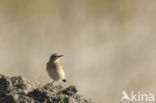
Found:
<box><xmin>57</xmin><ymin>69</ymin><xmax>65</xmax><ymax>79</ymax></box>
<box><xmin>47</xmin><ymin>61</ymin><xmax>65</xmax><ymax>81</ymax></box>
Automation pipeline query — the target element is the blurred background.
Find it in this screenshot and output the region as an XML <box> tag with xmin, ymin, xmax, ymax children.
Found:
<box><xmin>0</xmin><ymin>0</ymin><xmax>156</xmax><ymax>103</ymax></box>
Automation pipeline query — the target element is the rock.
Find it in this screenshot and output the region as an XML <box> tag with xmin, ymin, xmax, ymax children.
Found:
<box><xmin>68</xmin><ymin>97</ymin><xmax>76</xmax><ymax>103</ymax></box>
<box><xmin>0</xmin><ymin>95</ymin><xmax>16</xmax><ymax>103</ymax></box>
<box><xmin>0</xmin><ymin>75</ymin><xmax>13</xmax><ymax>97</ymax></box>
<box><xmin>0</xmin><ymin>74</ymin><xmax>94</xmax><ymax>103</ymax></box>
<box><xmin>61</xmin><ymin>85</ymin><xmax>78</xmax><ymax>96</ymax></box>
<box><xmin>11</xmin><ymin>76</ymin><xmax>36</xmax><ymax>94</ymax></box>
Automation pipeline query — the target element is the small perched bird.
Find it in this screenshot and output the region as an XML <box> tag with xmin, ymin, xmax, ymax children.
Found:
<box><xmin>47</xmin><ymin>53</ymin><xmax>66</xmax><ymax>85</ymax></box>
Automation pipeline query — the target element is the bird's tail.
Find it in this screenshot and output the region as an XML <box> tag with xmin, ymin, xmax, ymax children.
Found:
<box><xmin>62</xmin><ymin>79</ymin><xmax>66</xmax><ymax>82</ymax></box>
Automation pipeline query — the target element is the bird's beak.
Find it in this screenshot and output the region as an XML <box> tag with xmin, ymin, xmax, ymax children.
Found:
<box><xmin>58</xmin><ymin>55</ymin><xmax>64</xmax><ymax>57</ymax></box>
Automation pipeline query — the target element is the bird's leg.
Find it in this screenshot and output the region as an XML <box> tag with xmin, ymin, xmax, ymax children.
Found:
<box><xmin>60</xmin><ymin>82</ymin><xmax>62</xmax><ymax>87</ymax></box>
<box><xmin>59</xmin><ymin>82</ymin><xmax>62</xmax><ymax>91</ymax></box>
<box><xmin>51</xmin><ymin>80</ymin><xmax>55</xmax><ymax>87</ymax></box>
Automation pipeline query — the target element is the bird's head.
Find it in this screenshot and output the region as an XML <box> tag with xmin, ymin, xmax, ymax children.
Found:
<box><xmin>49</xmin><ymin>53</ymin><xmax>63</xmax><ymax>61</ymax></box>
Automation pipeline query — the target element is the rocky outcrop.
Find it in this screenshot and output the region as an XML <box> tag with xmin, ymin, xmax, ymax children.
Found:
<box><xmin>0</xmin><ymin>74</ymin><xmax>93</xmax><ymax>103</ymax></box>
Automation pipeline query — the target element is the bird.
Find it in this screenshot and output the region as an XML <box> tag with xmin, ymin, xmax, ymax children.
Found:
<box><xmin>47</xmin><ymin>53</ymin><xmax>66</xmax><ymax>85</ymax></box>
